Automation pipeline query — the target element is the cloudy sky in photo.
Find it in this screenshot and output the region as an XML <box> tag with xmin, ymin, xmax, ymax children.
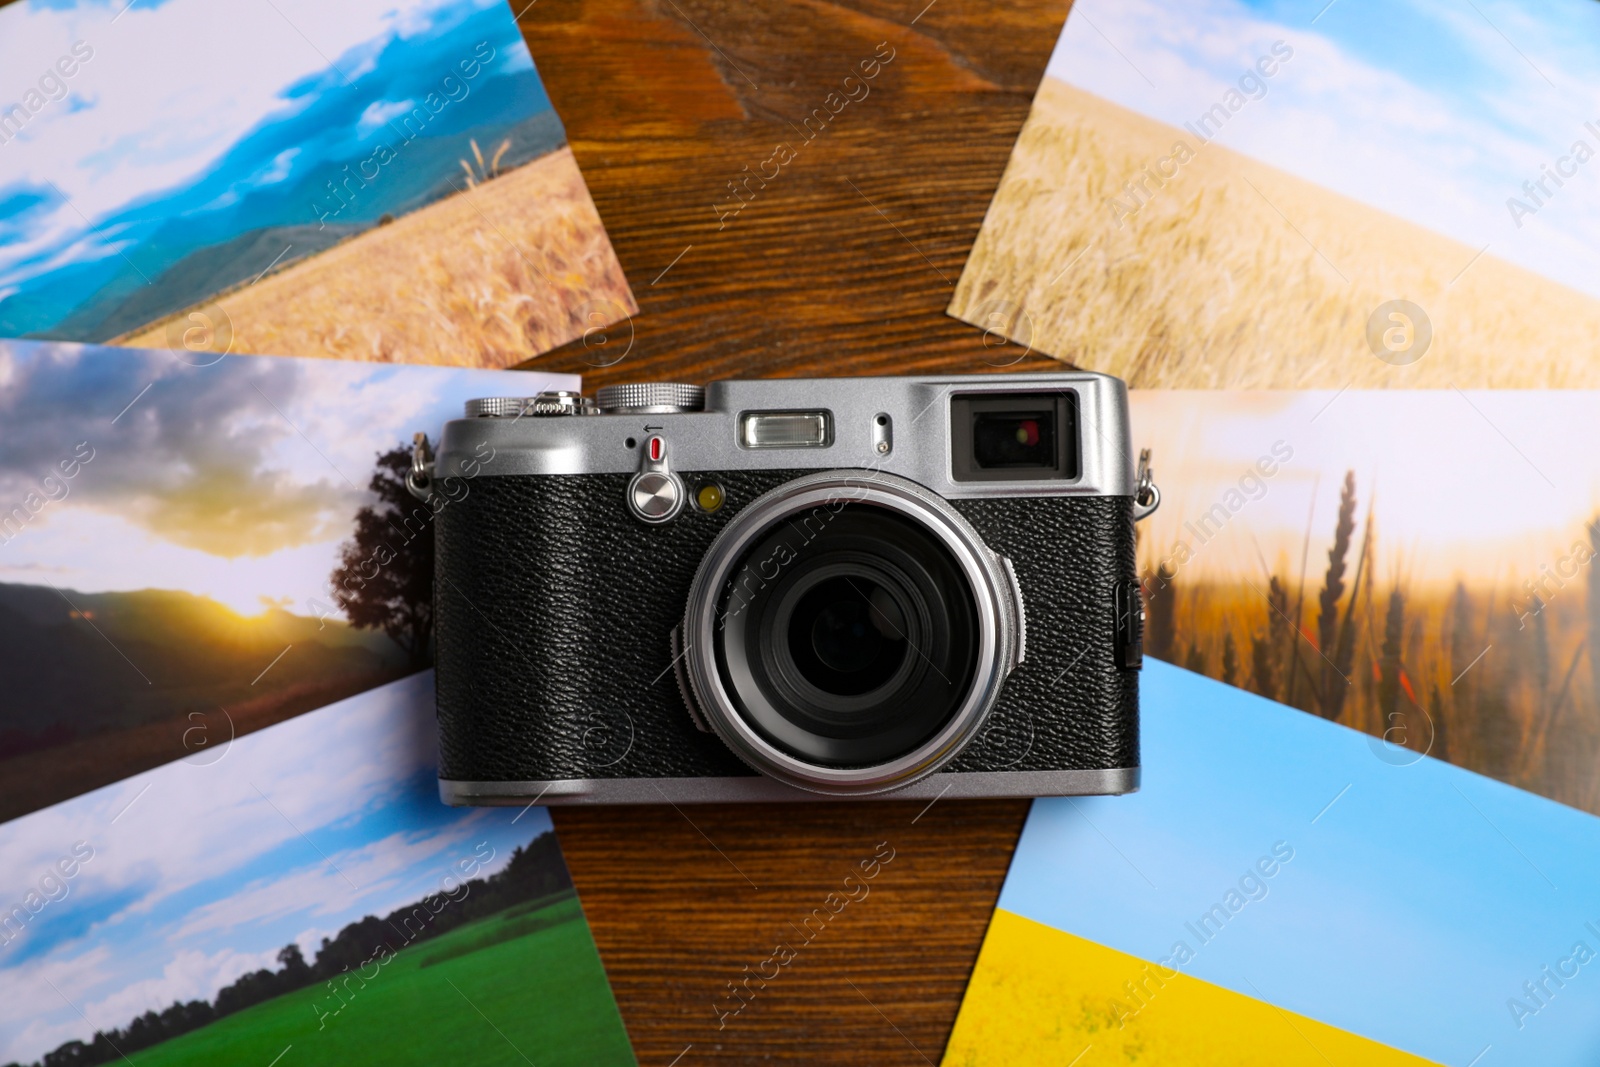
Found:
<box><xmin>0</xmin><ymin>341</ymin><xmax>574</xmax><ymax>617</ymax></box>
<box><xmin>0</xmin><ymin>673</ymin><xmax>560</xmax><ymax>1064</ymax></box>
<box><xmin>0</xmin><ymin>0</ymin><xmax>547</xmax><ymax>325</ymax></box>
<box><xmin>1131</xmin><ymin>389</ymin><xmax>1600</xmax><ymax>588</ymax></box>
<box><xmin>1051</xmin><ymin>0</ymin><xmax>1600</xmax><ymax>299</ymax></box>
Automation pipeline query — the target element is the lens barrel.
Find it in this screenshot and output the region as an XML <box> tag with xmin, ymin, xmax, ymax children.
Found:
<box><xmin>680</xmin><ymin>471</ymin><xmax>1023</xmax><ymax>795</ymax></box>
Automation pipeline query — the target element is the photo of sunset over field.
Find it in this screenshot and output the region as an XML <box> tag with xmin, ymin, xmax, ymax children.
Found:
<box><xmin>0</xmin><ymin>341</ymin><xmax>573</xmax><ymax>821</ymax></box>
<box><xmin>1132</xmin><ymin>390</ymin><xmax>1600</xmax><ymax>814</ymax></box>
<box><xmin>951</xmin><ymin>0</ymin><xmax>1600</xmax><ymax>387</ymax></box>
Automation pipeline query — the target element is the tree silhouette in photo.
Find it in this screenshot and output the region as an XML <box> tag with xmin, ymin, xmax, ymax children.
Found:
<box><xmin>329</xmin><ymin>445</ymin><xmax>434</xmax><ymax>671</ymax></box>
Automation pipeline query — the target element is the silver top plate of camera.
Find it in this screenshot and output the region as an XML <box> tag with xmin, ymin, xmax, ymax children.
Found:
<box><xmin>435</xmin><ymin>371</ymin><xmax>1137</xmax><ymax>500</ymax></box>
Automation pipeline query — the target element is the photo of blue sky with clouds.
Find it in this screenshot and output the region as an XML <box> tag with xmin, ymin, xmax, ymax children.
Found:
<box><xmin>1051</xmin><ymin>0</ymin><xmax>1600</xmax><ymax>298</ymax></box>
<box><xmin>0</xmin><ymin>672</ymin><xmax>574</xmax><ymax>1064</ymax></box>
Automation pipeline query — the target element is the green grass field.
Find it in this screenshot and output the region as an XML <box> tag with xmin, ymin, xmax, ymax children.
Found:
<box><xmin>125</xmin><ymin>894</ymin><xmax>634</xmax><ymax>1066</ymax></box>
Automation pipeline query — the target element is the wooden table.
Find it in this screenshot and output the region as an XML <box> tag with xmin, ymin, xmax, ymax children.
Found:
<box><xmin>522</xmin><ymin>1</ymin><xmax>1074</xmax><ymax>1061</ymax></box>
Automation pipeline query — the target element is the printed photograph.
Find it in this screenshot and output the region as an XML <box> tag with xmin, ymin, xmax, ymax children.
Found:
<box><xmin>1131</xmin><ymin>390</ymin><xmax>1600</xmax><ymax>815</ymax></box>
<box><xmin>949</xmin><ymin>0</ymin><xmax>1600</xmax><ymax>388</ymax></box>
<box><xmin>0</xmin><ymin>0</ymin><xmax>635</xmax><ymax>367</ymax></box>
<box><xmin>0</xmin><ymin>672</ymin><xmax>635</xmax><ymax>1067</ymax></box>
<box><xmin>0</xmin><ymin>339</ymin><xmax>576</xmax><ymax>821</ymax></box>
<box><xmin>945</xmin><ymin>660</ymin><xmax>1600</xmax><ymax>1065</ymax></box>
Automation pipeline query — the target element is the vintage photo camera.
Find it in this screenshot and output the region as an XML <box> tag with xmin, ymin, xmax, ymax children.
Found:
<box><xmin>412</xmin><ymin>373</ymin><xmax>1158</xmax><ymax>804</ymax></box>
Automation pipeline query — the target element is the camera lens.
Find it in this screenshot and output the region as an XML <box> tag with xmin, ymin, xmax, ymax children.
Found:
<box><xmin>771</xmin><ymin>564</ymin><xmax>920</xmax><ymax>711</ymax></box>
<box><xmin>714</xmin><ymin>505</ymin><xmax>979</xmax><ymax>768</ymax></box>
<box><xmin>792</xmin><ymin>577</ymin><xmax>906</xmax><ymax>690</ymax></box>
<box><xmin>681</xmin><ymin>471</ymin><xmax>1023</xmax><ymax>795</ymax></box>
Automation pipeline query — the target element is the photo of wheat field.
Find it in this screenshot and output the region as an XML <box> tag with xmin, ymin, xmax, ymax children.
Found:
<box><xmin>0</xmin><ymin>0</ymin><xmax>634</xmax><ymax>368</ymax></box>
<box><xmin>1133</xmin><ymin>391</ymin><xmax>1600</xmax><ymax>815</ymax></box>
<box><xmin>951</xmin><ymin>81</ymin><xmax>1600</xmax><ymax>388</ymax></box>
<box><xmin>950</xmin><ymin>0</ymin><xmax>1600</xmax><ymax>388</ymax></box>
<box><xmin>119</xmin><ymin>146</ymin><xmax>633</xmax><ymax>367</ymax></box>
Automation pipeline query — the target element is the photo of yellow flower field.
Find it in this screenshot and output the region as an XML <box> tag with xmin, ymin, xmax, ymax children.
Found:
<box><xmin>951</xmin><ymin>78</ymin><xmax>1600</xmax><ymax>388</ymax></box>
<box><xmin>118</xmin><ymin>147</ymin><xmax>635</xmax><ymax>368</ymax></box>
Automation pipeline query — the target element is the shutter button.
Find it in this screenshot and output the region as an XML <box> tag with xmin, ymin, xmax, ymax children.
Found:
<box><xmin>628</xmin><ymin>436</ymin><xmax>684</xmax><ymax>524</ymax></box>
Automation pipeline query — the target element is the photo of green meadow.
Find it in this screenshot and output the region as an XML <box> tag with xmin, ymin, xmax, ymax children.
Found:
<box><xmin>0</xmin><ymin>673</ymin><xmax>634</xmax><ymax>1067</ymax></box>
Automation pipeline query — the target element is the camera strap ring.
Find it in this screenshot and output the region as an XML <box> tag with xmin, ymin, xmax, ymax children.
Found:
<box><xmin>1132</xmin><ymin>448</ymin><xmax>1160</xmax><ymax>522</ymax></box>
<box><xmin>406</xmin><ymin>431</ymin><xmax>435</xmax><ymax>504</ymax></box>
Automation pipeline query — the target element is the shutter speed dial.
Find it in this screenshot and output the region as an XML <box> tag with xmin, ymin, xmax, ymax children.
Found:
<box><xmin>597</xmin><ymin>383</ymin><xmax>705</xmax><ymax>414</ymax></box>
<box><xmin>627</xmin><ymin>435</ymin><xmax>684</xmax><ymax>524</ymax></box>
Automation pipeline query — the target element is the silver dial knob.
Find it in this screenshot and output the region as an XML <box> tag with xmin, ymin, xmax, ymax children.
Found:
<box><xmin>629</xmin><ymin>471</ymin><xmax>684</xmax><ymax>522</ymax></box>
<box><xmin>596</xmin><ymin>382</ymin><xmax>705</xmax><ymax>414</ymax></box>
<box><xmin>627</xmin><ymin>433</ymin><xmax>685</xmax><ymax>524</ymax></box>
<box><xmin>465</xmin><ymin>392</ymin><xmax>596</xmax><ymax>418</ymax></box>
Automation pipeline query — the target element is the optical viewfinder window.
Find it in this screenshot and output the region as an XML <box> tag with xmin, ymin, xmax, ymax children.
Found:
<box><xmin>972</xmin><ymin>411</ymin><xmax>1055</xmax><ymax>469</ymax></box>
<box><xmin>950</xmin><ymin>392</ymin><xmax>1079</xmax><ymax>482</ymax></box>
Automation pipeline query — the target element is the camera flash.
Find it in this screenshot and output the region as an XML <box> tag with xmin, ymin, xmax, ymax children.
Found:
<box><xmin>740</xmin><ymin>411</ymin><xmax>831</xmax><ymax>449</ymax></box>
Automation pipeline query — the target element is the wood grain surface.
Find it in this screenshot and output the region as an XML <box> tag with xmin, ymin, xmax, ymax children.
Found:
<box><xmin>515</xmin><ymin>0</ymin><xmax>1076</xmax><ymax>1062</ymax></box>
